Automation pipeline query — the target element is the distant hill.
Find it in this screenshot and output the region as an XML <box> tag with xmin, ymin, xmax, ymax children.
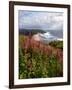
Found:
<box><xmin>19</xmin><ymin>29</ymin><xmax>63</xmax><ymax>38</ymax></box>
<box><xmin>19</xmin><ymin>29</ymin><xmax>45</xmax><ymax>35</ymax></box>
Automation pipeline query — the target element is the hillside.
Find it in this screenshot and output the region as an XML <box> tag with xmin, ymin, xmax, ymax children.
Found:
<box><xmin>19</xmin><ymin>29</ymin><xmax>45</xmax><ymax>35</ymax></box>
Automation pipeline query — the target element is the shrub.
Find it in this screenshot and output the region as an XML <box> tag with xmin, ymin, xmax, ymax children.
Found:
<box><xmin>49</xmin><ymin>41</ymin><xmax>63</xmax><ymax>50</ymax></box>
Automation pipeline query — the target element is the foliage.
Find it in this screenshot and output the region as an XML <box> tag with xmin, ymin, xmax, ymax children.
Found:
<box><xmin>19</xmin><ymin>46</ymin><xmax>63</xmax><ymax>79</ymax></box>
<box><xmin>19</xmin><ymin>35</ymin><xmax>63</xmax><ymax>79</ymax></box>
<box><xmin>19</xmin><ymin>35</ymin><xmax>24</xmax><ymax>48</ymax></box>
<box><xmin>49</xmin><ymin>41</ymin><xmax>63</xmax><ymax>50</ymax></box>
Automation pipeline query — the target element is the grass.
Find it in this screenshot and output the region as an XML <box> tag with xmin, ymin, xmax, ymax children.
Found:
<box><xmin>49</xmin><ymin>41</ymin><xmax>63</xmax><ymax>50</ymax></box>
<box><xmin>19</xmin><ymin>34</ymin><xmax>24</xmax><ymax>48</ymax></box>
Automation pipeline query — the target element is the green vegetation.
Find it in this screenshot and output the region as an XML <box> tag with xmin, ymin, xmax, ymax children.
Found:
<box><xmin>19</xmin><ymin>34</ymin><xmax>63</xmax><ymax>79</ymax></box>
<box><xmin>19</xmin><ymin>46</ymin><xmax>63</xmax><ymax>79</ymax></box>
<box><xmin>49</xmin><ymin>41</ymin><xmax>63</xmax><ymax>50</ymax></box>
<box><xmin>19</xmin><ymin>34</ymin><xmax>24</xmax><ymax>48</ymax></box>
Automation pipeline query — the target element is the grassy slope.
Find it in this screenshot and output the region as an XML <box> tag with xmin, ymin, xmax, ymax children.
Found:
<box><xmin>49</xmin><ymin>41</ymin><xmax>63</xmax><ymax>50</ymax></box>
<box><xmin>19</xmin><ymin>34</ymin><xmax>63</xmax><ymax>79</ymax></box>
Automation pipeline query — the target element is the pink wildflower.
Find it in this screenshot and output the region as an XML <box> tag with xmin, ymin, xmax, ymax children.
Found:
<box><xmin>24</xmin><ymin>37</ymin><xmax>29</xmax><ymax>50</ymax></box>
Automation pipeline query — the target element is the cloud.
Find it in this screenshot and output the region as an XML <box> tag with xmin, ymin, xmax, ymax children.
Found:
<box><xmin>18</xmin><ymin>10</ymin><xmax>63</xmax><ymax>30</ymax></box>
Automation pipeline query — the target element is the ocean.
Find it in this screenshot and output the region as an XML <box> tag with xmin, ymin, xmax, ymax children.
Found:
<box><xmin>44</xmin><ymin>30</ymin><xmax>63</xmax><ymax>38</ymax></box>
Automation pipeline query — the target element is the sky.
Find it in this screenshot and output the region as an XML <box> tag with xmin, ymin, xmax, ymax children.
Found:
<box><xmin>18</xmin><ymin>10</ymin><xmax>63</xmax><ymax>30</ymax></box>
